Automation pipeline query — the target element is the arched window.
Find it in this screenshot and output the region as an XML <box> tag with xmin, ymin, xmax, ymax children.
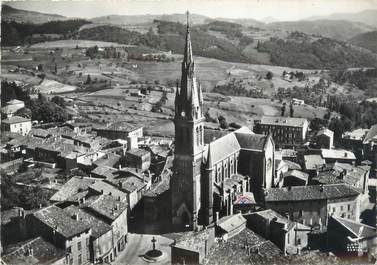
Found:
<box><xmin>196</xmin><ymin>127</ymin><xmax>200</xmax><ymax>146</ymax></box>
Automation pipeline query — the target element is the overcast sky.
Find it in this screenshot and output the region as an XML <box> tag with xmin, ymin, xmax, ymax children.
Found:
<box><xmin>4</xmin><ymin>0</ymin><xmax>377</xmax><ymax>21</ymax></box>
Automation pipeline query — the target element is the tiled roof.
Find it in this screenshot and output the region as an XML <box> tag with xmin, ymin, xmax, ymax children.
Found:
<box><xmin>126</xmin><ymin>148</ymin><xmax>150</xmax><ymax>157</ymax></box>
<box><xmin>91</xmin><ymin>166</ymin><xmax>117</xmax><ymax>179</ymax></box>
<box><xmin>363</xmin><ymin>124</ymin><xmax>377</xmax><ymax>144</ymax></box>
<box><xmin>144</xmin><ymin>170</ymin><xmax>171</xmax><ymax>197</ymax></box>
<box><xmin>265</xmin><ymin>184</ymin><xmax>360</xmax><ymax>202</ymax></box>
<box><xmin>87</xmin><ymin>195</ymin><xmax>127</xmax><ymax>222</ymax></box>
<box><xmin>207</xmin><ymin>132</ymin><xmax>240</xmax><ymax>165</ymax></box>
<box><xmin>247</xmin><ymin>209</ymin><xmax>300</xmax><ymax>231</ymax></box>
<box><xmin>106</xmin><ymin>174</ymin><xmax>146</xmax><ymax>193</ymax></box>
<box><xmin>321</xmin><ymin>149</ymin><xmax>356</xmax><ymax>160</ymax></box>
<box><xmin>316</xmin><ymin>128</ymin><xmax>334</xmax><ymax>137</ymax></box>
<box><xmin>30</xmin><ymin>128</ymin><xmax>51</xmax><ymax>138</ymax></box>
<box><xmin>33</xmin><ymin>205</ymin><xmax>91</xmax><ymax>238</ymax></box>
<box><xmin>50</xmin><ymin>177</ymin><xmax>99</xmax><ymax>202</ymax></box>
<box><xmin>260</xmin><ymin>116</ymin><xmax>308</xmax><ymax>128</ymax></box>
<box><xmin>304</xmin><ymin>154</ymin><xmax>326</xmax><ymax>170</ymax></box>
<box><xmin>204</xmin><ymin>228</ymin><xmax>281</xmax><ymax>265</ymax></box>
<box><xmin>331</xmin><ymin>216</ymin><xmax>376</xmax><ymax>239</ymax></box>
<box><xmin>235</xmin><ymin>132</ymin><xmax>268</xmax><ymax>151</ymax></box>
<box><xmin>217</xmin><ymin>213</ymin><xmax>246</xmax><ymax>233</ymax></box>
<box><xmin>283</xmin><ymin>160</ymin><xmax>302</xmax><ymax>170</ymax></box>
<box><xmin>174</xmin><ymin>228</ymin><xmax>214</xmax><ymax>252</ymax></box>
<box><xmin>283</xmin><ymin>170</ymin><xmax>309</xmax><ymax>181</ymax></box>
<box><xmin>148</xmin><ymin>145</ymin><xmax>171</xmax><ymax>158</ymax></box>
<box><xmin>2</xmin><ymin>236</ymin><xmax>65</xmax><ymax>265</ymax></box>
<box><xmin>89</xmin><ymin>181</ymin><xmax>128</xmax><ymax>201</ymax></box>
<box><xmin>64</xmin><ymin>205</ymin><xmax>111</xmax><ymax>239</ymax></box>
<box><xmin>313</xmin><ymin>171</ymin><xmax>343</xmax><ymax>185</ymax></box>
<box><xmin>93</xmin><ymin>153</ymin><xmax>121</xmax><ymax>168</ymax></box>
<box><xmin>2</xmin><ymin>116</ymin><xmax>31</xmax><ymax>124</ymax></box>
<box><xmin>96</xmin><ymin>121</ymin><xmax>142</xmax><ymax>132</ymax></box>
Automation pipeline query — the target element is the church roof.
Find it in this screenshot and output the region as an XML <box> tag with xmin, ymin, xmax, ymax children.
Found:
<box><xmin>204</xmin><ymin>129</ymin><xmax>230</xmax><ymax>144</ymax></box>
<box><xmin>235</xmin><ymin>132</ymin><xmax>269</xmax><ymax>151</ymax></box>
<box><xmin>208</xmin><ymin>133</ymin><xmax>240</xmax><ymax>165</ymax></box>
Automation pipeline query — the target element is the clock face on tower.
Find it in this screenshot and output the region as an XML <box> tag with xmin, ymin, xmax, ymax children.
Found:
<box><xmin>181</xmin><ymin>111</ymin><xmax>186</xmax><ymax>117</ymax></box>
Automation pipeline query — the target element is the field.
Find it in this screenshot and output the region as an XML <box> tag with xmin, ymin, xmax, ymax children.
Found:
<box><xmin>1</xmin><ymin>40</ymin><xmax>362</xmax><ymax>137</ymax></box>
<box><xmin>30</xmin><ymin>39</ymin><xmax>134</xmax><ymax>49</ymax></box>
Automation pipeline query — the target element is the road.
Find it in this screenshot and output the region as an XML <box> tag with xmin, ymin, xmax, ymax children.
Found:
<box><xmin>114</xmin><ymin>233</ymin><xmax>174</xmax><ymax>265</ymax></box>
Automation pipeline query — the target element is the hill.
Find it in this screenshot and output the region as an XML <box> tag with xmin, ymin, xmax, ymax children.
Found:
<box><xmin>257</xmin><ymin>31</ymin><xmax>377</xmax><ymax>69</ymax></box>
<box><xmin>1</xmin><ymin>4</ymin><xmax>68</xmax><ymax>24</ymax></box>
<box><xmin>77</xmin><ymin>22</ymin><xmax>253</xmax><ymax>64</ymax></box>
<box><xmin>91</xmin><ymin>13</ymin><xmax>210</xmax><ymax>25</ymax></box>
<box><xmin>1</xmin><ymin>20</ymin><xmax>92</xmax><ymax>46</ymax></box>
<box><xmin>267</xmin><ymin>19</ymin><xmax>375</xmax><ymax>40</ymax></box>
<box><xmin>350</xmin><ymin>31</ymin><xmax>377</xmax><ymax>53</ymax></box>
<box><xmin>210</xmin><ymin>17</ymin><xmax>265</xmax><ymax>28</ymax></box>
<box><xmin>307</xmin><ymin>9</ymin><xmax>377</xmax><ymax>28</ymax></box>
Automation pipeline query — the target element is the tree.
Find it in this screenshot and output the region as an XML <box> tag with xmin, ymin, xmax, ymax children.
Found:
<box><xmin>281</xmin><ymin>103</ymin><xmax>286</xmax><ymax>116</ymax></box>
<box><xmin>85</xmin><ymin>74</ymin><xmax>92</xmax><ymax>84</ymax></box>
<box><xmin>14</xmin><ymin>107</ymin><xmax>32</xmax><ymax>119</ymax></box>
<box><xmin>266</xmin><ymin>71</ymin><xmax>273</xmax><ymax>80</ymax></box>
<box><xmin>289</xmin><ymin>103</ymin><xmax>294</xmax><ymax>117</ymax></box>
<box><xmin>218</xmin><ymin>115</ymin><xmax>229</xmax><ymax>129</ymax></box>
<box><xmin>51</xmin><ymin>96</ymin><xmax>65</xmax><ymax>107</ymax></box>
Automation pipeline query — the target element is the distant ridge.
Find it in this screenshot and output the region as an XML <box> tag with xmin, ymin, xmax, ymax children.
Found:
<box><xmin>267</xmin><ymin>19</ymin><xmax>376</xmax><ymax>40</ymax></box>
<box><xmin>306</xmin><ymin>9</ymin><xmax>377</xmax><ymax>28</ymax></box>
<box><xmin>350</xmin><ymin>31</ymin><xmax>377</xmax><ymax>53</ymax></box>
<box><xmin>91</xmin><ymin>13</ymin><xmax>210</xmax><ymax>25</ymax></box>
<box><xmin>1</xmin><ymin>4</ymin><xmax>68</xmax><ymax>24</ymax></box>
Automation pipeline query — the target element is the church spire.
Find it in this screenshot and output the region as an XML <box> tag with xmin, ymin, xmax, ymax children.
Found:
<box><xmin>183</xmin><ymin>11</ymin><xmax>194</xmax><ymax>78</ymax></box>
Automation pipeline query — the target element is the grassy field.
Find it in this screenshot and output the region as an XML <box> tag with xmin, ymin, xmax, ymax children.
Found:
<box><xmin>30</xmin><ymin>39</ymin><xmax>134</xmax><ymax>49</ymax></box>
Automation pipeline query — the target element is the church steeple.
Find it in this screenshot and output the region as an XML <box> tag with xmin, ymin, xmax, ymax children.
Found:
<box><xmin>171</xmin><ymin>11</ymin><xmax>205</xmax><ymax>231</ymax></box>
<box><xmin>183</xmin><ymin>11</ymin><xmax>194</xmax><ymax>78</ymax></box>
<box><xmin>175</xmin><ymin>11</ymin><xmax>203</xmax><ymax>122</ymax></box>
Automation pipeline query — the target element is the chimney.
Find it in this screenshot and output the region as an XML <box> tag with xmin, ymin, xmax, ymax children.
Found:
<box><xmin>344</xmin><ymin>152</ymin><xmax>348</xmax><ymax>158</ymax></box>
<box><xmin>29</xmin><ymin>247</ymin><xmax>34</xmax><ymax>257</ymax></box>
<box><xmin>117</xmin><ymin>196</ymin><xmax>121</xmax><ymax>201</ymax></box>
<box><xmin>320</xmin><ymin>185</ymin><xmax>324</xmax><ymax>192</ymax></box>
<box><xmin>215</xmin><ymin>212</ymin><xmax>219</xmax><ymax>225</ymax></box>
<box><xmin>115</xmin><ymin>204</ymin><xmax>119</xmax><ymax>211</ymax></box>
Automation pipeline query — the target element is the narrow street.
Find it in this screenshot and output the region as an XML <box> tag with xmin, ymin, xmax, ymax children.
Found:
<box><xmin>114</xmin><ymin>233</ymin><xmax>174</xmax><ymax>265</ymax></box>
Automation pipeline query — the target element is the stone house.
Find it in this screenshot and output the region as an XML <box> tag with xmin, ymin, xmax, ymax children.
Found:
<box><xmin>1</xmin><ymin>116</ymin><xmax>32</xmax><ymax>136</ymax></box>
<box><xmin>264</xmin><ymin>184</ymin><xmax>361</xmax><ymax>228</ymax></box>
<box><xmin>245</xmin><ymin>209</ymin><xmax>310</xmax><ymax>255</ymax></box>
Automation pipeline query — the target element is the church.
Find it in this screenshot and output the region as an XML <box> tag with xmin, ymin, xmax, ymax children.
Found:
<box><xmin>171</xmin><ymin>13</ymin><xmax>276</xmax><ymax>231</ymax></box>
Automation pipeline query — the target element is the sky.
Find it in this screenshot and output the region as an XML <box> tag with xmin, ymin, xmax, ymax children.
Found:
<box><xmin>4</xmin><ymin>0</ymin><xmax>377</xmax><ymax>21</ymax></box>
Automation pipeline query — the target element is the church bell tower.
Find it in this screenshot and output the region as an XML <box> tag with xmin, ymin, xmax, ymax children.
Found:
<box><xmin>171</xmin><ymin>11</ymin><xmax>205</xmax><ymax>231</ymax></box>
